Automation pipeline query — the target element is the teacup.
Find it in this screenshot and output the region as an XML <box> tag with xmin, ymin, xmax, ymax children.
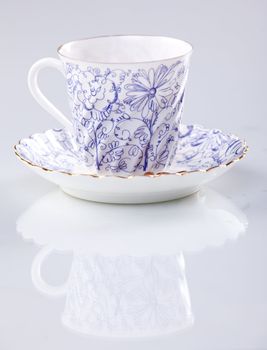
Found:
<box><xmin>28</xmin><ymin>35</ymin><xmax>192</xmax><ymax>175</ymax></box>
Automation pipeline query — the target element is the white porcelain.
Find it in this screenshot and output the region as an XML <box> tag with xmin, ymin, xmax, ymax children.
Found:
<box><xmin>16</xmin><ymin>187</ymin><xmax>247</xmax><ymax>337</ymax></box>
<box><xmin>28</xmin><ymin>35</ymin><xmax>192</xmax><ymax>174</ymax></box>
<box><xmin>14</xmin><ymin>124</ymin><xmax>247</xmax><ymax>203</ymax></box>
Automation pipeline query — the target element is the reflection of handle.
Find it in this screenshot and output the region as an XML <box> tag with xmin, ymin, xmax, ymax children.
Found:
<box><xmin>31</xmin><ymin>246</ymin><xmax>68</xmax><ymax>297</ymax></box>
<box><xmin>28</xmin><ymin>57</ymin><xmax>72</xmax><ymax>128</ymax></box>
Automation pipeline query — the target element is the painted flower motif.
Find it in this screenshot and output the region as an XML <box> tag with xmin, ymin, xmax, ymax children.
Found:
<box><xmin>134</xmin><ymin>126</ymin><xmax>150</xmax><ymax>146</ymax></box>
<box><xmin>67</xmin><ymin>66</ymin><xmax>119</xmax><ymax>122</ymax></box>
<box><xmin>76</xmin><ymin>72</ymin><xmax>118</xmax><ymax>121</ymax></box>
<box><xmin>101</xmin><ymin>147</ymin><xmax>124</xmax><ymax>164</ymax></box>
<box><xmin>124</xmin><ymin>64</ymin><xmax>177</xmax><ymax>117</ymax></box>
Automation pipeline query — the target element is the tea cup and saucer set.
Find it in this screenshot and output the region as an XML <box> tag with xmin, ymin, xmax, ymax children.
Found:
<box><xmin>14</xmin><ymin>35</ymin><xmax>248</xmax><ymax>203</ymax></box>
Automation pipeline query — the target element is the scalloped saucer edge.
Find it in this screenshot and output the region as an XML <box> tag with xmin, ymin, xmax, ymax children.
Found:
<box><xmin>14</xmin><ymin>124</ymin><xmax>248</xmax><ymax>203</ymax></box>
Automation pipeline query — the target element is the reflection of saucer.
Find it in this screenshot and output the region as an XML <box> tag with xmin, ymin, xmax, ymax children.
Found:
<box><xmin>14</xmin><ymin>124</ymin><xmax>248</xmax><ymax>203</ymax></box>
<box><xmin>17</xmin><ymin>187</ymin><xmax>247</xmax><ymax>255</ymax></box>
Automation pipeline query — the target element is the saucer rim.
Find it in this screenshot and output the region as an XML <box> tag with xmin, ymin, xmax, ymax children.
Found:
<box><xmin>13</xmin><ymin>126</ymin><xmax>248</xmax><ymax>179</ymax></box>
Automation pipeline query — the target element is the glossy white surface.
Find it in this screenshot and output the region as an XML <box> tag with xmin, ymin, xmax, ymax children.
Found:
<box><xmin>15</xmin><ymin>188</ymin><xmax>245</xmax><ymax>337</ymax></box>
<box><xmin>1</xmin><ymin>0</ymin><xmax>267</xmax><ymax>349</ymax></box>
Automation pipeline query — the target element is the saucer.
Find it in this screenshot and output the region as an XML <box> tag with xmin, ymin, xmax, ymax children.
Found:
<box><xmin>14</xmin><ymin>124</ymin><xmax>248</xmax><ymax>203</ymax></box>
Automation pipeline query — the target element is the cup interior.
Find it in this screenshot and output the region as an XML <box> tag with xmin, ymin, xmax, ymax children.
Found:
<box><xmin>58</xmin><ymin>35</ymin><xmax>192</xmax><ymax>64</ymax></box>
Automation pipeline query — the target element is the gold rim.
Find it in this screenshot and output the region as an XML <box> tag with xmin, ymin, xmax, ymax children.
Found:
<box><xmin>13</xmin><ymin>139</ymin><xmax>249</xmax><ymax>179</ymax></box>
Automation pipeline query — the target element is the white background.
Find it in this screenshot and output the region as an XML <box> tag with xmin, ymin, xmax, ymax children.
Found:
<box><xmin>1</xmin><ymin>0</ymin><xmax>267</xmax><ymax>349</ymax></box>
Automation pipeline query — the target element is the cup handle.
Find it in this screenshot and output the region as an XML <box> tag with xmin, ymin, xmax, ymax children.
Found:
<box><xmin>31</xmin><ymin>246</ymin><xmax>68</xmax><ymax>297</ymax></box>
<box><xmin>28</xmin><ymin>57</ymin><xmax>72</xmax><ymax>128</ymax></box>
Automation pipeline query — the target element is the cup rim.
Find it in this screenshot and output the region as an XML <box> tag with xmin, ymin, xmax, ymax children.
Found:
<box><xmin>57</xmin><ymin>34</ymin><xmax>193</xmax><ymax>65</ymax></box>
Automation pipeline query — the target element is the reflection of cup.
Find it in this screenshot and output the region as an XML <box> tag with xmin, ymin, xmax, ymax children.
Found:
<box><xmin>28</xmin><ymin>35</ymin><xmax>192</xmax><ymax>175</ymax></box>
<box><xmin>17</xmin><ymin>187</ymin><xmax>247</xmax><ymax>337</ymax></box>
<box><xmin>32</xmin><ymin>251</ymin><xmax>192</xmax><ymax>337</ymax></box>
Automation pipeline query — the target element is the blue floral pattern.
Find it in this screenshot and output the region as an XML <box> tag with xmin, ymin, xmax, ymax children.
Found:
<box><xmin>15</xmin><ymin>125</ymin><xmax>247</xmax><ymax>176</ymax></box>
<box><xmin>64</xmin><ymin>60</ymin><xmax>189</xmax><ymax>175</ymax></box>
<box><xmin>124</xmin><ymin>64</ymin><xmax>179</xmax><ymax>117</ymax></box>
